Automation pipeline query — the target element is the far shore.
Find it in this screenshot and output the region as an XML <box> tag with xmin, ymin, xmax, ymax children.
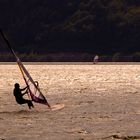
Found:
<box><xmin>0</xmin><ymin>62</ymin><xmax>140</xmax><ymax>65</ymax></box>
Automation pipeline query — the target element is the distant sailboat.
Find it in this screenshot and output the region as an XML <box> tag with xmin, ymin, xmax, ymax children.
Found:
<box><xmin>93</xmin><ymin>55</ymin><xmax>99</xmax><ymax>64</ymax></box>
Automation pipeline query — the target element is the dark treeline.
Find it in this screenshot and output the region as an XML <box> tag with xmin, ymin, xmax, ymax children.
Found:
<box><xmin>0</xmin><ymin>0</ymin><xmax>140</xmax><ymax>61</ymax></box>
<box><xmin>0</xmin><ymin>52</ymin><xmax>140</xmax><ymax>62</ymax></box>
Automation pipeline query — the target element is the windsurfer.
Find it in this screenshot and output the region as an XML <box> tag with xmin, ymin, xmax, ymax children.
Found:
<box><xmin>93</xmin><ymin>55</ymin><xmax>99</xmax><ymax>64</ymax></box>
<box><xmin>13</xmin><ymin>83</ymin><xmax>34</xmax><ymax>109</ymax></box>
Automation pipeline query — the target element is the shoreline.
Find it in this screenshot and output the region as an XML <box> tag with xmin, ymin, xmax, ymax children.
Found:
<box><xmin>0</xmin><ymin>62</ymin><xmax>140</xmax><ymax>65</ymax></box>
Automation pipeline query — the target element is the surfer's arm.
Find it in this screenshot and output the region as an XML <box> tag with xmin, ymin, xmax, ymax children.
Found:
<box><xmin>21</xmin><ymin>85</ymin><xmax>29</xmax><ymax>91</ymax></box>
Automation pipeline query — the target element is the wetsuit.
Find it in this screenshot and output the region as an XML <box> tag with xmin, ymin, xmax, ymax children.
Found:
<box><xmin>13</xmin><ymin>87</ymin><xmax>34</xmax><ymax>109</ymax></box>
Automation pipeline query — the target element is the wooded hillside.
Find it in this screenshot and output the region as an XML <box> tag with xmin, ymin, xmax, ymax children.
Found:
<box><xmin>0</xmin><ymin>0</ymin><xmax>140</xmax><ymax>61</ymax></box>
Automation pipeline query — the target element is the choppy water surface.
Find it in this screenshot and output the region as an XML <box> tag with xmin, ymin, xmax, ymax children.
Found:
<box><xmin>0</xmin><ymin>64</ymin><xmax>140</xmax><ymax>140</ymax></box>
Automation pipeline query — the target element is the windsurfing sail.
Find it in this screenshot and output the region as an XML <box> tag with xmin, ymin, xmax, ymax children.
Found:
<box><xmin>0</xmin><ymin>29</ymin><xmax>51</xmax><ymax>108</ymax></box>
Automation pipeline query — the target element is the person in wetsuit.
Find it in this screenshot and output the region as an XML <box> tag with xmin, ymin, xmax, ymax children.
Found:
<box><xmin>13</xmin><ymin>83</ymin><xmax>34</xmax><ymax>109</ymax></box>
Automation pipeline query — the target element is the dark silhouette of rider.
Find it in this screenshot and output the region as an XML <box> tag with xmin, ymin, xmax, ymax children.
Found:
<box><xmin>13</xmin><ymin>83</ymin><xmax>34</xmax><ymax>109</ymax></box>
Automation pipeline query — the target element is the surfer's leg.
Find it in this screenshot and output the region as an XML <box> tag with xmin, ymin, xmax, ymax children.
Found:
<box><xmin>29</xmin><ymin>101</ymin><xmax>34</xmax><ymax>108</ymax></box>
<box><xmin>27</xmin><ymin>100</ymin><xmax>34</xmax><ymax>109</ymax></box>
<box><xmin>20</xmin><ymin>99</ymin><xmax>34</xmax><ymax>109</ymax></box>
